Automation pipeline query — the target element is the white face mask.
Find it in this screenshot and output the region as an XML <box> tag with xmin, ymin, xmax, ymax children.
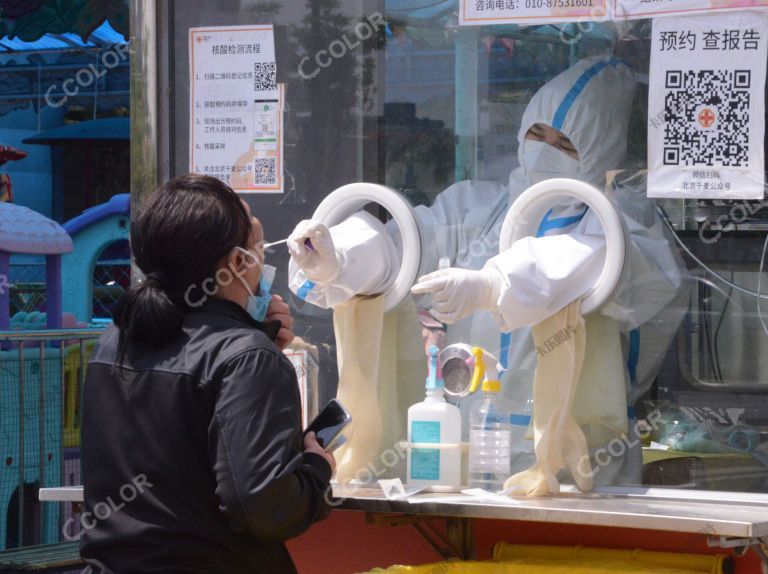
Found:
<box><xmin>520</xmin><ymin>139</ymin><xmax>580</xmax><ymax>186</ymax></box>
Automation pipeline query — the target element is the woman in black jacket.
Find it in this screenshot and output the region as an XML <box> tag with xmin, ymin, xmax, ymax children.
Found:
<box><xmin>80</xmin><ymin>174</ymin><xmax>335</xmax><ymax>573</ymax></box>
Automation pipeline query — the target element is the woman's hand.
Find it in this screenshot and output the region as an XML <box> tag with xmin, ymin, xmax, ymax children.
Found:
<box><xmin>264</xmin><ymin>294</ymin><xmax>294</xmax><ymax>351</ymax></box>
<box><xmin>303</xmin><ymin>431</ymin><xmax>337</xmax><ymax>475</ymax></box>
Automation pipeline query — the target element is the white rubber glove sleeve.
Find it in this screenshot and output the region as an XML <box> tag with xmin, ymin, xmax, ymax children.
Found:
<box><xmin>485</xmin><ymin>233</ymin><xmax>606</xmax><ymax>332</ymax></box>
<box><xmin>288</xmin><ymin>211</ymin><xmax>399</xmax><ymax>309</ymax></box>
<box><xmin>410</xmin><ymin>267</ymin><xmax>503</xmax><ymax>325</ymax></box>
<box><xmin>503</xmin><ymin>300</ymin><xmax>594</xmax><ymax>496</ymax></box>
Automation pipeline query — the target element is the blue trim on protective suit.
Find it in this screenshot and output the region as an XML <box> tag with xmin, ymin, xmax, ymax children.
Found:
<box><xmin>627</xmin><ymin>329</ymin><xmax>640</xmax><ymax>386</ymax></box>
<box><xmin>499</xmin><ymin>332</ymin><xmax>512</xmax><ymax>370</ymax></box>
<box><xmin>535</xmin><ymin>206</ymin><xmax>589</xmax><ymax>238</ymax></box>
<box><xmin>510</xmin><ymin>414</ymin><xmax>531</xmax><ymax>427</ymax></box>
<box><xmin>626</xmin><ymin>329</ymin><xmax>640</xmax><ymax>422</ymax></box>
<box><xmin>297</xmin><ymin>280</ymin><xmax>316</xmax><ymax>301</ymax></box>
<box><xmin>552</xmin><ymin>57</ymin><xmax>626</xmax><ymax>131</ymax></box>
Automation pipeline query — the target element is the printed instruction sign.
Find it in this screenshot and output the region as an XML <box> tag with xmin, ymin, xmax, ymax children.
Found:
<box><xmin>189</xmin><ymin>25</ymin><xmax>284</xmax><ymax>194</ymax></box>
<box><xmin>614</xmin><ymin>0</ymin><xmax>768</xmax><ymax>20</ymax></box>
<box><xmin>647</xmin><ymin>11</ymin><xmax>768</xmax><ymax>199</ymax></box>
<box><xmin>460</xmin><ymin>0</ymin><xmax>607</xmax><ymax>26</ymax></box>
<box><xmin>284</xmin><ymin>349</ymin><xmax>311</xmax><ymax>427</ymax></box>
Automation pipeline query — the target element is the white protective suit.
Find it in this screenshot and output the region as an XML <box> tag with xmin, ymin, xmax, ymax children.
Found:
<box><xmin>289</xmin><ymin>56</ymin><xmax>690</xmax><ymax>485</ymax></box>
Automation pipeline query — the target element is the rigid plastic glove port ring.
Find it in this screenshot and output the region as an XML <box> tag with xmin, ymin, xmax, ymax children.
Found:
<box><xmin>499</xmin><ymin>178</ymin><xmax>627</xmax><ymax>315</ymax></box>
<box><xmin>312</xmin><ymin>182</ymin><xmax>421</xmax><ymax>312</ymax></box>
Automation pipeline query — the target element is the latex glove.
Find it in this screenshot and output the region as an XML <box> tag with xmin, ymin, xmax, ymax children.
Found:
<box><xmin>411</xmin><ymin>267</ymin><xmax>502</xmax><ymax>324</ymax></box>
<box><xmin>287</xmin><ymin>220</ymin><xmax>342</xmax><ymax>284</ymax></box>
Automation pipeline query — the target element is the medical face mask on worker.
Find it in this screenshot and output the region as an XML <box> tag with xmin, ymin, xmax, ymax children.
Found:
<box><xmin>231</xmin><ymin>246</ymin><xmax>274</xmax><ymax>322</ymax></box>
<box><xmin>520</xmin><ymin>139</ymin><xmax>580</xmax><ymax>185</ymax></box>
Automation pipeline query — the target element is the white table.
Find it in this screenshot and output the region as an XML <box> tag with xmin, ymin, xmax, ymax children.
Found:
<box><xmin>39</xmin><ymin>486</ymin><xmax>84</xmax><ymax>502</ymax></box>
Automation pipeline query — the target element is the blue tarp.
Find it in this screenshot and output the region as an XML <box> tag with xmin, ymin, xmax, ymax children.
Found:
<box><xmin>0</xmin><ymin>21</ymin><xmax>125</xmax><ymax>58</ymax></box>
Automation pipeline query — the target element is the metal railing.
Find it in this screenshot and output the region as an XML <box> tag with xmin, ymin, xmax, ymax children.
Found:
<box><xmin>0</xmin><ymin>328</ymin><xmax>103</xmax><ymax>549</ymax></box>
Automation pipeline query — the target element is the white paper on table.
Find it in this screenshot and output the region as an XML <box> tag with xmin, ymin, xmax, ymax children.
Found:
<box><xmin>378</xmin><ymin>479</ymin><xmax>426</xmax><ymax>500</ymax></box>
<box><xmin>461</xmin><ymin>488</ymin><xmax>523</xmax><ymax>505</ymax></box>
<box><xmin>405</xmin><ymin>491</ymin><xmax>522</xmax><ymax>505</ymax></box>
<box><xmin>406</xmin><ymin>494</ymin><xmax>479</xmax><ymax>504</ymax></box>
<box><xmin>647</xmin><ymin>11</ymin><xmax>768</xmax><ymax>199</ymax></box>
<box><xmin>189</xmin><ymin>25</ymin><xmax>284</xmax><ymax>194</ymax></box>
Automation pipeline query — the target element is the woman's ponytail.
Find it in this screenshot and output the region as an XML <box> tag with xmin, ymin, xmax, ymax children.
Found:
<box><xmin>113</xmin><ymin>276</ymin><xmax>184</xmax><ymax>363</ymax></box>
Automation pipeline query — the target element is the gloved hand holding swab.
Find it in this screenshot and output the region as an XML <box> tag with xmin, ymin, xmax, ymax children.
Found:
<box><xmin>286</xmin><ymin>220</ymin><xmax>342</xmax><ymax>284</ymax></box>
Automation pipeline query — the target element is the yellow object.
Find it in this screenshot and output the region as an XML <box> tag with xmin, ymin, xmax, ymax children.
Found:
<box><xmin>469</xmin><ymin>346</ymin><xmax>485</xmax><ymax>394</ymax></box>
<box><xmin>469</xmin><ymin>347</ymin><xmax>501</xmax><ymax>392</ymax></box>
<box><xmin>360</xmin><ymin>544</ymin><xmax>727</xmax><ymax>574</ymax></box>
<box><xmin>493</xmin><ymin>543</ymin><xmax>727</xmax><ymax>574</ymax></box>
<box><xmin>63</xmin><ymin>339</ymin><xmax>97</xmax><ymax>448</ymax></box>
<box><xmin>332</xmin><ymin>294</ymin><xmax>387</xmax><ymax>483</ymax></box>
<box><xmin>482</xmin><ymin>379</ymin><xmax>501</xmax><ymax>393</ymax></box>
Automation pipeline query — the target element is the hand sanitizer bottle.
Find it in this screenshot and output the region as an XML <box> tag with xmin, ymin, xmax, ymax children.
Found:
<box><xmin>406</xmin><ymin>345</ymin><xmax>462</xmax><ymax>490</ymax></box>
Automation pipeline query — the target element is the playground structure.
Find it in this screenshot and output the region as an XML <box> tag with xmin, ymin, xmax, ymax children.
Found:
<box><xmin>0</xmin><ymin>206</ymin><xmax>72</xmax><ymax>548</ymax></box>
<box><xmin>61</xmin><ymin>193</ymin><xmax>130</xmax><ymax>324</ymax></box>
<box><xmin>0</xmin><ymin>203</ymin><xmax>72</xmax><ymax>331</ymax></box>
<box><xmin>0</xmin><ymin>194</ymin><xmax>127</xmax><ymax>549</ymax></box>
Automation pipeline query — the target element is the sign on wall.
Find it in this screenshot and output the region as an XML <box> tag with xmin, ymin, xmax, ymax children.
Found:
<box><xmin>460</xmin><ymin>0</ymin><xmax>608</xmax><ymax>26</ymax></box>
<box><xmin>647</xmin><ymin>11</ymin><xmax>768</xmax><ymax>199</ymax></box>
<box><xmin>189</xmin><ymin>25</ymin><xmax>284</xmax><ymax>194</ymax></box>
<box><xmin>459</xmin><ymin>0</ymin><xmax>768</xmax><ymax>24</ymax></box>
<box><xmin>614</xmin><ymin>0</ymin><xmax>768</xmax><ymax>20</ymax></box>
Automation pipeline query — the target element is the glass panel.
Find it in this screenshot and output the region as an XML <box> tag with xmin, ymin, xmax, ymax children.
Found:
<box><xmin>165</xmin><ymin>3</ymin><xmax>768</xmax><ymax>493</ymax></box>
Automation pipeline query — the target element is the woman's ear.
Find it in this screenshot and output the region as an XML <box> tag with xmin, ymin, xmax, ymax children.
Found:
<box><xmin>226</xmin><ymin>247</ymin><xmax>246</xmax><ymax>277</ymax></box>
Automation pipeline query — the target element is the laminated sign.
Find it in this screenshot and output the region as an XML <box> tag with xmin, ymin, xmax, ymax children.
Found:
<box><xmin>460</xmin><ymin>0</ymin><xmax>608</xmax><ymax>25</ymax></box>
<box><xmin>189</xmin><ymin>25</ymin><xmax>284</xmax><ymax>194</ymax></box>
<box><xmin>614</xmin><ymin>0</ymin><xmax>768</xmax><ymax>20</ymax></box>
<box><xmin>648</xmin><ymin>11</ymin><xmax>768</xmax><ymax>199</ymax></box>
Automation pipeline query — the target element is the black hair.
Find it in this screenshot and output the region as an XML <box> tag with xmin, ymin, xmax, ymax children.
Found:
<box><xmin>113</xmin><ymin>174</ymin><xmax>251</xmax><ymax>361</ymax></box>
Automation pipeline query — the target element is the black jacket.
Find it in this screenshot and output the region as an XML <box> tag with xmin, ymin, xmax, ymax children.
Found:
<box><xmin>80</xmin><ymin>297</ymin><xmax>332</xmax><ymax>573</ymax></box>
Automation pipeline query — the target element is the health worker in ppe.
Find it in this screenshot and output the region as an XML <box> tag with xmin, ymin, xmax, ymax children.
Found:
<box><xmin>287</xmin><ymin>55</ymin><xmax>689</xmax><ymax>486</ymax></box>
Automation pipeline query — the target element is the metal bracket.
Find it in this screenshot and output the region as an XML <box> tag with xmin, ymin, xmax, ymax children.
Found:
<box><xmin>365</xmin><ymin>513</ymin><xmax>475</xmax><ymax>560</ymax></box>
<box><xmin>707</xmin><ymin>535</ymin><xmax>768</xmax><ymax>573</ymax></box>
<box><xmin>707</xmin><ymin>535</ymin><xmax>752</xmax><ymax>554</ymax></box>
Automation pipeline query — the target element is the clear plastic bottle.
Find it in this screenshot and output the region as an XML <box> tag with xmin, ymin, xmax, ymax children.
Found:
<box><xmin>508</xmin><ymin>370</ymin><xmax>535</xmax><ymax>473</ymax></box>
<box><xmin>468</xmin><ymin>380</ymin><xmax>512</xmax><ymax>491</ymax></box>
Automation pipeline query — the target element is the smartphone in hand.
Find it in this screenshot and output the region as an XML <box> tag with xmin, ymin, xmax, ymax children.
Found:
<box><xmin>304</xmin><ymin>399</ymin><xmax>352</xmax><ymax>451</ymax></box>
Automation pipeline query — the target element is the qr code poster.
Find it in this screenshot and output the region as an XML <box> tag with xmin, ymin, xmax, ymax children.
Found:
<box><xmin>648</xmin><ymin>11</ymin><xmax>768</xmax><ymax>199</ymax></box>
<box><xmin>190</xmin><ymin>25</ymin><xmax>284</xmax><ymax>193</ymax></box>
<box><xmin>460</xmin><ymin>0</ymin><xmax>608</xmax><ymax>25</ymax></box>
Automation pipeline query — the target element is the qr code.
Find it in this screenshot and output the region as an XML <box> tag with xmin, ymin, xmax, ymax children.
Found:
<box><xmin>254</xmin><ymin>157</ymin><xmax>276</xmax><ymax>185</ymax></box>
<box><xmin>254</xmin><ymin>62</ymin><xmax>276</xmax><ymax>92</ymax></box>
<box><xmin>663</xmin><ymin>69</ymin><xmax>751</xmax><ymax>167</ymax></box>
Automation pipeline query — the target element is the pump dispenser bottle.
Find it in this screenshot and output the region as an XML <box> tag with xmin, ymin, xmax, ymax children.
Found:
<box><xmin>406</xmin><ymin>345</ymin><xmax>462</xmax><ymax>490</ymax></box>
